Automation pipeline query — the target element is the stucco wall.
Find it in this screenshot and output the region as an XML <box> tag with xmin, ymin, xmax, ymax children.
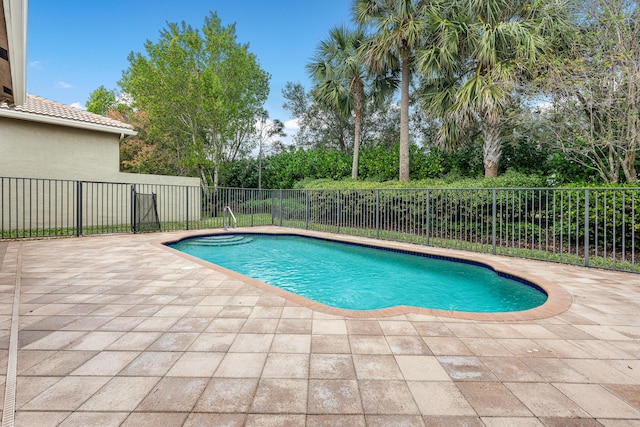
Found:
<box><xmin>1</xmin><ymin>116</ymin><xmax>202</xmax><ymax>232</ymax></box>
<box><xmin>0</xmin><ymin>116</ymin><xmax>199</xmax><ymax>187</ymax></box>
<box><xmin>1</xmin><ymin>117</ymin><xmax>121</xmax><ymax>180</ymax></box>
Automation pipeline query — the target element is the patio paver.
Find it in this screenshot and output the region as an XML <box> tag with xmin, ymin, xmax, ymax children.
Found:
<box><xmin>0</xmin><ymin>227</ymin><xmax>639</xmax><ymax>426</ymax></box>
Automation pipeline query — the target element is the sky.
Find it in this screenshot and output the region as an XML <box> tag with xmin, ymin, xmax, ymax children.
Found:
<box><xmin>26</xmin><ymin>0</ymin><xmax>354</xmax><ymax>135</ymax></box>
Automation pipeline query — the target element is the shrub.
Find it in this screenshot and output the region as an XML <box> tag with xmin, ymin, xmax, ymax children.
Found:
<box><xmin>553</xmin><ymin>184</ymin><xmax>640</xmax><ymax>250</ymax></box>
<box><xmin>297</xmin><ymin>170</ymin><xmax>546</xmax><ymax>190</ymax></box>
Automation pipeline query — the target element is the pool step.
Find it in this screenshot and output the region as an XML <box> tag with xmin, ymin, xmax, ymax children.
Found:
<box><xmin>184</xmin><ymin>235</ymin><xmax>254</xmax><ymax>247</ymax></box>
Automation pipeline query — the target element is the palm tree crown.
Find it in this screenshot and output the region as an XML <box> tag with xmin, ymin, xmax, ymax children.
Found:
<box><xmin>419</xmin><ymin>0</ymin><xmax>567</xmax><ymax>176</ymax></box>
<box><xmin>307</xmin><ymin>25</ymin><xmax>395</xmax><ymax>179</ymax></box>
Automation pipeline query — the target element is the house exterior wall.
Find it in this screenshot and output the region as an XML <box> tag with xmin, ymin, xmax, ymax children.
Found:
<box><xmin>1</xmin><ymin>116</ymin><xmax>200</xmax><ymax>185</ymax></box>
<box><xmin>1</xmin><ymin>116</ymin><xmax>122</xmax><ymax>180</ymax></box>
<box><xmin>1</xmin><ymin>116</ymin><xmax>202</xmax><ymax>231</ymax></box>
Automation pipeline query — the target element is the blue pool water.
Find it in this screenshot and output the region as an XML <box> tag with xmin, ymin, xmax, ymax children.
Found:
<box><xmin>169</xmin><ymin>234</ymin><xmax>547</xmax><ymax>312</ymax></box>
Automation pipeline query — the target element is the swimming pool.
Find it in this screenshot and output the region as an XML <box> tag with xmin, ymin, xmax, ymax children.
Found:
<box><xmin>169</xmin><ymin>233</ymin><xmax>548</xmax><ymax>313</ymax></box>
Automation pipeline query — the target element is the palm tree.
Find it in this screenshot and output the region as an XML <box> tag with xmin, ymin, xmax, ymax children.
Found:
<box><xmin>307</xmin><ymin>26</ymin><xmax>369</xmax><ymax>180</ymax></box>
<box><xmin>353</xmin><ymin>0</ymin><xmax>429</xmax><ymax>182</ymax></box>
<box><xmin>419</xmin><ymin>0</ymin><xmax>567</xmax><ymax>177</ymax></box>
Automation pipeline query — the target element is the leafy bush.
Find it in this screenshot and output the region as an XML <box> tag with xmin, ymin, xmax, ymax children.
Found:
<box><xmin>496</xmin><ymin>222</ymin><xmax>546</xmax><ymax>244</ymax></box>
<box><xmin>243</xmin><ymin>197</ymin><xmax>307</xmax><ymax>219</ymax></box>
<box><xmin>358</xmin><ymin>144</ymin><xmax>443</xmax><ymax>181</ymax></box>
<box><xmin>243</xmin><ymin>198</ymin><xmax>272</xmax><ymax>213</ymax></box>
<box><xmin>546</xmin><ymin>153</ymin><xmax>597</xmax><ymax>185</ymax></box>
<box><xmin>553</xmin><ymin>184</ymin><xmax>640</xmax><ymax>250</ymax></box>
<box><xmin>434</xmin><ymin>143</ymin><xmax>485</xmax><ymax>178</ymax></box>
<box><xmin>297</xmin><ymin>170</ymin><xmax>547</xmax><ymax>190</ymax></box>
<box><xmin>261</xmin><ymin>144</ymin><xmax>445</xmax><ymax>189</ymax></box>
<box><xmin>262</xmin><ymin>148</ymin><xmax>352</xmax><ymax>189</ymax></box>
<box><xmin>220</xmin><ymin>158</ymin><xmax>258</xmax><ymax>188</ymax></box>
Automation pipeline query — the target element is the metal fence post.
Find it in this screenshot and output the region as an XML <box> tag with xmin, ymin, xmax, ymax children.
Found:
<box><xmin>337</xmin><ymin>190</ymin><xmax>341</xmax><ymax>234</ymax></box>
<box><xmin>376</xmin><ymin>189</ymin><xmax>380</xmax><ymax>240</ymax></box>
<box><xmin>251</xmin><ymin>189</ymin><xmax>255</xmax><ymax>227</ymax></box>
<box><xmin>130</xmin><ymin>184</ymin><xmax>136</xmax><ymax>233</ymax></box>
<box><xmin>279</xmin><ymin>189</ymin><xmax>283</xmax><ymax>227</ymax></box>
<box><xmin>271</xmin><ymin>191</ymin><xmax>275</xmax><ymax>225</ymax></box>
<box><xmin>425</xmin><ymin>189</ymin><xmax>430</xmax><ymax>245</ymax></box>
<box><xmin>492</xmin><ymin>189</ymin><xmax>497</xmax><ymax>254</ymax></box>
<box><xmin>185</xmin><ymin>186</ymin><xmax>190</xmax><ymax>231</ymax></box>
<box><xmin>584</xmin><ymin>189</ymin><xmax>590</xmax><ymax>267</ymax></box>
<box><xmin>305</xmin><ymin>190</ymin><xmax>310</xmax><ymax>230</ymax></box>
<box><xmin>76</xmin><ymin>181</ymin><xmax>83</xmax><ymax>237</ymax></box>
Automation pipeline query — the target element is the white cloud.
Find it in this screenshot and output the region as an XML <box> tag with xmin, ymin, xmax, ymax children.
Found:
<box><xmin>284</xmin><ymin>118</ymin><xmax>300</xmax><ymax>132</ymax></box>
<box><xmin>70</xmin><ymin>102</ymin><xmax>86</xmax><ymax>110</ymax></box>
<box><xmin>29</xmin><ymin>61</ymin><xmax>43</xmax><ymax>69</ymax></box>
<box><xmin>254</xmin><ymin>117</ymin><xmax>274</xmax><ymax>132</ymax></box>
<box><xmin>55</xmin><ymin>81</ymin><xmax>73</xmax><ymax>89</ymax></box>
<box><xmin>281</xmin><ymin>118</ymin><xmax>300</xmax><ymax>146</ymax></box>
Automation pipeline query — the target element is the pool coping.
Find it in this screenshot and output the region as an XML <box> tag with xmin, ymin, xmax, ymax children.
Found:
<box><xmin>156</xmin><ymin>226</ymin><xmax>573</xmax><ymax>322</ymax></box>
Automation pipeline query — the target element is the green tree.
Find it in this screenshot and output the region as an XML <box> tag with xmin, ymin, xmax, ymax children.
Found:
<box><xmin>119</xmin><ymin>12</ymin><xmax>270</xmax><ymax>188</ymax></box>
<box><xmin>354</xmin><ymin>0</ymin><xmax>429</xmax><ymax>182</ymax></box>
<box><xmin>419</xmin><ymin>0</ymin><xmax>568</xmax><ymax>177</ymax></box>
<box><xmin>86</xmin><ymin>85</ymin><xmax>117</xmax><ymax>116</ymax></box>
<box><xmin>308</xmin><ymin>26</ymin><xmax>396</xmax><ymax>180</ymax></box>
<box><xmin>282</xmin><ymin>82</ymin><xmax>352</xmax><ymax>150</ymax></box>
<box><xmin>85</xmin><ymin>88</ymin><xmax>176</xmax><ymax>175</ymax></box>
<box><xmin>282</xmin><ymin>81</ymin><xmax>400</xmax><ymax>154</ymax></box>
<box><xmin>254</xmin><ymin>110</ymin><xmax>286</xmax><ymax>189</ymax></box>
<box><xmin>307</xmin><ymin>26</ymin><xmax>368</xmax><ymax>180</ymax></box>
<box><xmin>544</xmin><ymin>0</ymin><xmax>640</xmax><ymax>183</ymax></box>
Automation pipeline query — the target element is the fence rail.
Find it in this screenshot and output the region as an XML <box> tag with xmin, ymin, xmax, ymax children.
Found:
<box><xmin>1</xmin><ymin>177</ymin><xmax>638</xmax><ymax>273</ymax></box>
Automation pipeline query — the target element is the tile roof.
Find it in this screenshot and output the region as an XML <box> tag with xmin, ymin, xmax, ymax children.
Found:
<box><xmin>0</xmin><ymin>93</ymin><xmax>134</xmax><ymax>131</ymax></box>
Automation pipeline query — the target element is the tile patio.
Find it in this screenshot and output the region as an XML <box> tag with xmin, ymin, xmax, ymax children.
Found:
<box><xmin>0</xmin><ymin>226</ymin><xmax>639</xmax><ymax>426</ymax></box>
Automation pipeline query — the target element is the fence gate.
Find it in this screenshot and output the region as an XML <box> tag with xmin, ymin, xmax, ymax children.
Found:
<box><xmin>131</xmin><ymin>186</ymin><xmax>161</xmax><ymax>233</ymax></box>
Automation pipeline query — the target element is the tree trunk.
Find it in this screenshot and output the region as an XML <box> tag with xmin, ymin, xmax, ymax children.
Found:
<box><xmin>352</xmin><ymin>112</ymin><xmax>362</xmax><ymax>180</ymax></box>
<box><xmin>213</xmin><ymin>150</ymin><xmax>220</xmax><ymax>193</ymax></box>
<box><xmin>482</xmin><ymin>122</ymin><xmax>502</xmax><ymax>178</ymax></box>
<box><xmin>352</xmin><ymin>78</ymin><xmax>365</xmax><ymax>180</ymax></box>
<box><xmin>399</xmin><ymin>53</ymin><xmax>411</xmax><ymax>182</ymax></box>
<box><xmin>258</xmin><ymin>147</ymin><xmax>263</xmax><ymax>189</ymax></box>
<box><xmin>199</xmin><ymin>167</ymin><xmax>209</xmax><ymax>188</ymax></box>
<box><xmin>621</xmin><ymin>149</ymin><xmax>637</xmax><ymax>183</ymax></box>
<box><xmin>608</xmin><ymin>143</ymin><xmax>616</xmax><ymax>182</ymax></box>
<box><xmin>622</xmin><ymin>72</ymin><xmax>639</xmax><ymax>183</ymax></box>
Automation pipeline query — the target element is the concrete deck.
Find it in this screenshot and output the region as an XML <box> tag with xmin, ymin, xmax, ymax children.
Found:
<box><xmin>0</xmin><ymin>227</ymin><xmax>639</xmax><ymax>426</ymax></box>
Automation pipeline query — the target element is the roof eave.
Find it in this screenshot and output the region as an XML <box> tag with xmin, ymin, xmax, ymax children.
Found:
<box><xmin>3</xmin><ymin>0</ymin><xmax>27</xmax><ymax>106</ymax></box>
<box><xmin>0</xmin><ymin>107</ymin><xmax>137</xmax><ymax>136</ymax></box>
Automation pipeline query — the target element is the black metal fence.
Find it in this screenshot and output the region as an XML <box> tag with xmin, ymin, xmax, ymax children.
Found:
<box><xmin>1</xmin><ymin>177</ymin><xmax>638</xmax><ymax>273</ymax></box>
<box><xmin>271</xmin><ymin>188</ymin><xmax>639</xmax><ymax>273</ymax></box>
<box><xmin>0</xmin><ymin>178</ymin><xmax>200</xmax><ymax>237</ymax></box>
